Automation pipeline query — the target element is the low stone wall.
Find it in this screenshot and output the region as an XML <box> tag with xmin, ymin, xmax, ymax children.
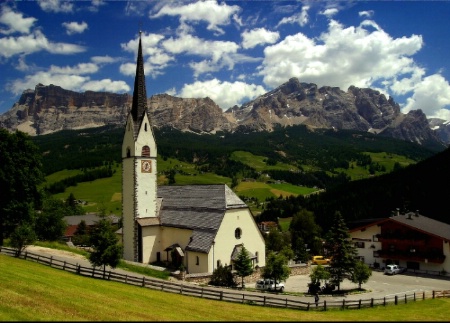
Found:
<box><xmin>181</xmin><ymin>263</ymin><xmax>310</xmax><ymax>285</ymax></box>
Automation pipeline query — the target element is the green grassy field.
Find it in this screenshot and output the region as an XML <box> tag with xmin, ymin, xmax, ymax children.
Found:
<box><xmin>1</xmin><ymin>254</ymin><xmax>449</xmax><ymax>321</ymax></box>
<box><xmin>45</xmin><ymin>155</ymin><xmax>319</xmax><ymax>216</ymax></box>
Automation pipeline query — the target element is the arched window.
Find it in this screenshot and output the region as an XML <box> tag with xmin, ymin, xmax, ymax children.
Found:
<box><xmin>196</xmin><ymin>256</ymin><xmax>199</xmax><ymax>265</ymax></box>
<box><xmin>145</xmin><ymin>123</ymin><xmax>148</xmax><ymax>131</ymax></box>
<box><xmin>235</xmin><ymin>228</ymin><xmax>242</xmax><ymax>239</ymax></box>
<box><xmin>126</xmin><ymin>148</ymin><xmax>131</xmax><ymax>158</ymax></box>
<box><xmin>141</xmin><ymin>146</ymin><xmax>150</xmax><ymax>157</ymax></box>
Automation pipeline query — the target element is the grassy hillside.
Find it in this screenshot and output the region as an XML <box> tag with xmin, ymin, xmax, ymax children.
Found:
<box><xmin>1</xmin><ymin>254</ymin><xmax>450</xmax><ymax>321</ymax></box>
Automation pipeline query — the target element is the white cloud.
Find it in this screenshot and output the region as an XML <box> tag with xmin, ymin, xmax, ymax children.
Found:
<box><xmin>175</xmin><ymin>79</ymin><xmax>266</xmax><ymax>110</ymax></box>
<box><xmin>0</xmin><ymin>30</ymin><xmax>86</xmax><ymax>58</ymax></box>
<box><xmin>359</xmin><ymin>10</ymin><xmax>374</xmax><ymax>18</ymax></box>
<box><xmin>150</xmin><ymin>0</ymin><xmax>241</xmax><ymax>35</ymax></box>
<box><xmin>259</xmin><ymin>18</ymin><xmax>423</xmax><ymax>93</ymax></box>
<box><xmin>277</xmin><ymin>5</ymin><xmax>310</xmax><ymax>27</ymax></box>
<box><xmin>91</xmin><ymin>55</ymin><xmax>121</xmax><ymax>64</ymax></box>
<box><xmin>80</xmin><ymin>79</ymin><xmax>130</xmax><ymax>93</ymax></box>
<box><xmin>0</xmin><ymin>6</ymin><xmax>37</xmax><ymax>34</ymax></box>
<box><xmin>49</xmin><ymin>63</ymin><xmax>99</xmax><ymax>75</ymax></box>
<box><xmin>321</xmin><ymin>8</ymin><xmax>339</xmax><ymax>18</ymax></box>
<box><xmin>62</xmin><ymin>21</ymin><xmax>88</xmax><ymax>35</ymax></box>
<box><xmin>241</xmin><ymin>28</ymin><xmax>280</xmax><ymax>49</ymax></box>
<box><xmin>37</xmin><ymin>0</ymin><xmax>73</xmax><ymax>13</ymax></box>
<box><xmin>401</xmin><ymin>74</ymin><xmax>450</xmax><ymax>119</ymax></box>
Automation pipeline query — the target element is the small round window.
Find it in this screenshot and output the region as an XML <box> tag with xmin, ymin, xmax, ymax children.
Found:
<box><xmin>235</xmin><ymin>228</ymin><xmax>242</xmax><ymax>239</ymax></box>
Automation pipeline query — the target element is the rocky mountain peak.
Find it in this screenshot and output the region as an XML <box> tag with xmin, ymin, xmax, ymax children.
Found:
<box><xmin>0</xmin><ymin>78</ymin><xmax>448</xmax><ymax>149</ymax></box>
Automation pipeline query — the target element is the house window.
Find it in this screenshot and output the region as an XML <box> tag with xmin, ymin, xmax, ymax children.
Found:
<box><xmin>235</xmin><ymin>228</ymin><xmax>242</xmax><ymax>239</ymax></box>
<box><xmin>373</xmin><ymin>235</ymin><xmax>379</xmax><ymax>242</ymax></box>
<box><xmin>196</xmin><ymin>256</ymin><xmax>199</xmax><ymax>265</ymax></box>
<box><xmin>354</xmin><ymin>242</ymin><xmax>365</xmax><ymax>248</ymax></box>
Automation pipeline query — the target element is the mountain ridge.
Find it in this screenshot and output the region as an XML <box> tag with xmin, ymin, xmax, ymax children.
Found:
<box><xmin>1</xmin><ymin>78</ymin><xmax>448</xmax><ymax>150</ymax></box>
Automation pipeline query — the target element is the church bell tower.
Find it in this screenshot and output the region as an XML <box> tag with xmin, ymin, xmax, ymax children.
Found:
<box><xmin>122</xmin><ymin>31</ymin><xmax>158</xmax><ymax>262</ymax></box>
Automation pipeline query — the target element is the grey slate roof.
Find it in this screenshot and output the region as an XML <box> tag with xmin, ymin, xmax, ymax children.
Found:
<box><xmin>152</xmin><ymin>184</ymin><xmax>248</xmax><ymax>253</ymax></box>
<box><xmin>64</xmin><ymin>214</ymin><xmax>119</xmax><ymax>226</ymax></box>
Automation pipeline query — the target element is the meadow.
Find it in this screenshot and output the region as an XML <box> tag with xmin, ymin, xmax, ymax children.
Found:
<box><xmin>1</xmin><ymin>254</ymin><xmax>449</xmax><ymax>321</ymax></box>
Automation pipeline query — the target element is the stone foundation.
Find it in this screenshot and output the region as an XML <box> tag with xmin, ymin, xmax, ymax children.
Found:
<box><xmin>181</xmin><ymin>263</ymin><xmax>310</xmax><ymax>285</ymax></box>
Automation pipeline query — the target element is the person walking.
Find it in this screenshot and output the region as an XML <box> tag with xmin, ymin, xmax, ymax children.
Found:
<box><xmin>314</xmin><ymin>293</ymin><xmax>320</xmax><ymax>307</ymax></box>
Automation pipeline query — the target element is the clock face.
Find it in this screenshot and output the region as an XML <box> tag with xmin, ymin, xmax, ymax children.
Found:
<box><xmin>141</xmin><ymin>160</ymin><xmax>151</xmax><ymax>173</ymax></box>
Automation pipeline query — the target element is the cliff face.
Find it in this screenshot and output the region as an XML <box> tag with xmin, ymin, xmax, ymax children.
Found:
<box><xmin>0</xmin><ymin>79</ymin><xmax>447</xmax><ymax>148</ymax></box>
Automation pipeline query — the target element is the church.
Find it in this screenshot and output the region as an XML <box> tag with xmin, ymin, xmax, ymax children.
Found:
<box><xmin>121</xmin><ymin>32</ymin><xmax>266</xmax><ymax>274</ymax></box>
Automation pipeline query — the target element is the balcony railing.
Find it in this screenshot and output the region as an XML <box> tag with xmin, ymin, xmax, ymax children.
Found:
<box><xmin>376</xmin><ymin>250</ymin><xmax>445</xmax><ymax>264</ymax></box>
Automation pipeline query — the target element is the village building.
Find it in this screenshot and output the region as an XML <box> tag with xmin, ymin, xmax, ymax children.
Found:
<box><xmin>349</xmin><ymin>210</ymin><xmax>450</xmax><ymax>274</ymax></box>
<box><xmin>120</xmin><ymin>32</ymin><xmax>266</xmax><ymax>274</ymax></box>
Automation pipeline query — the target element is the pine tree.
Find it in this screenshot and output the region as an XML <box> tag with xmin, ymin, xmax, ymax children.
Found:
<box><xmin>233</xmin><ymin>245</ymin><xmax>254</xmax><ymax>288</ymax></box>
<box><xmin>326</xmin><ymin>211</ymin><xmax>358</xmax><ymax>291</ymax></box>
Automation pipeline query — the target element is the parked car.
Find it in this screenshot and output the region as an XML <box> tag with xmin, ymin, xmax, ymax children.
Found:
<box><xmin>311</xmin><ymin>255</ymin><xmax>331</xmax><ymax>265</ymax></box>
<box><xmin>384</xmin><ymin>264</ymin><xmax>407</xmax><ymax>275</ymax></box>
<box><xmin>255</xmin><ymin>279</ymin><xmax>285</xmax><ymax>292</ymax></box>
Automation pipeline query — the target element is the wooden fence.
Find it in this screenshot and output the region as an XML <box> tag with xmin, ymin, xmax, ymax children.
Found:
<box><xmin>1</xmin><ymin>246</ymin><xmax>449</xmax><ymax>311</ymax></box>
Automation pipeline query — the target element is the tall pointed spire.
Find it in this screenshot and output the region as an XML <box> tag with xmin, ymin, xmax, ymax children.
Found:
<box><xmin>131</xmin><ymin>31</ymin><xmax>148</xmax><ymax>123</ymax></box>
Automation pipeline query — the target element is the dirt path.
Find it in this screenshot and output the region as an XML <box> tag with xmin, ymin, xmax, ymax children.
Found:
<box><xmin>25</xmin><ymin>245</ymin><xmax>88</xmax><ymax>261</ymax></box>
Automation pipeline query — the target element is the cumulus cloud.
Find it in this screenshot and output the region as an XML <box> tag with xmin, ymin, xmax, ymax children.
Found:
<box><xmin>401</xmin><ymin>74</ymin><xmax>450</xmax><ymax>120</ymax></box>
<box><xmin>62</xmin><ymin>21</ymin><xmax>88</xmax><ymax>35</ymax></box>
<box><xmin>259</xmin><ymin>18</ymin><xmax>423</xmax><ymax>94</ymax></box>
<box><xmin>241</xmin><ymin>28</ymin><xmax>280</xmax><ymax>49</ymax></box>
<box><xmin>150</xmin><ymin>0</ymin><xmax>241</xmax><ymax>35</ymax></box>
<box><xmin>37</xmin><ymin>0</ymin><xmax>73</xmax><ymax>13</ymax></box>
<box><xmin>80</xmin><ymin>79</ymin><xmax>130</xmax><ymax>93</ymax></box>
<box><xmin>0</xmin><ymin>30</ymin><xmax>86</xmax><ymax>58</ymax></box>
<box><xmin>0</xmin><ymin>6</ymin><xmax>36</xmax><ymax>34</ymax></box>
<box><xmin>174</xmin><ymin>79</ymin><xmax>266</xmax><ymax>110</ymax></box>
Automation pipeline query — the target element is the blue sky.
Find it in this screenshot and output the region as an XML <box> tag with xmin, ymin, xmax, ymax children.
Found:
<box><xmin>1</xmin><ymin>0</ymin><xmax>450</xmax><ymax>122</ymax></box>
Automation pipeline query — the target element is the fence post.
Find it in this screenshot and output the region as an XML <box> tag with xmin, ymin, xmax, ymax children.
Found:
<box><xmin>242</xmin><ymin>294</ymin><xmax>245</xmax><ymax>303</ymax></box>
<box><xmin>91</xmin><ymin>267</ymin><xmax>95</xmax><ymax>277</ymax></box>
<box><xmin>324</xmin><ymin>300</ymin><xmax>327</xmax><ymax>311</ymax></box>
<box><xmin>307</xmin><ymin>302</ymin><xmax>310</xmax><ymax>311</ymax></box>
<box><xmin>201</xmin><ymin>288</ymin><xmax>203</xmax><ymax>297</ymax></box>
<box><xmin>63</xmin><ymin>261</ymin><xmax>66</xmax><ymax>271</ymax></box>
<box><xmin>108</xmin><ymin>271</ymin><xmax>111</xmax><ymax>280</ymax></box>
<box><xmin>180</xmin><ymin>286</ymin><xmax>183</xmax><ymax>294</ymax></box>
<box><xmin>50</xmin><ymin>256</ymin><xmax>53</xmax><ymax>267</ymax></box>
<box><xmin>264</xmin><ymin>296</ymin><xmax>266</xmax><ymax>306</ymax></box>
<box><xmin>404</xmin><ymin>294</ymin><xmax>407</xmax><ymax>303</ymax></box>
<box><xmin>142</xmin><ymin>277</ymin><xmax>145</xmax><ymax>287</ymax></box>
<box><xmin>77</xmin><ymin>264</ymin><xmax>81</xmax><ymax>275</ymax></box>
<box><xmin>220</xmin><ymin>291</ymin><xmax>223</xmax><ymax>301</ymax></box>
<box><xmin>383</xmin><ymin>297</ymin><xmax>386</xmax><ymax>306</ymax></box>
<box><xmin>342</xmin><ymin>299</ymin><xmax>345</xmax><ymax>310</ymax></box>
<box><xmin>433</xmin><ymin>291</ymin><xmax>435</xmax><ymax>299</ymax></box>
<box><xmin>24</xmin><ymin>251</ymin><xmax>27</xmax><ymax>260</ymax></box>
<box><xmin>370</xmin><ymin>298</ymin><xmax>374</xmax><ymax>307</ymax></box>
<box><xmin>395</xmin><ymin>295</ymin><xmax>398</xmax><ymax>305</ymax></box>
<box><xmin>125</xmin><ymin>275</ymin><xmax>128</xmax><ymax>283</ymax></box>
<box><xmin>413</xmin><ymin>292</ymin><xmax>416</xmax><ymax>301</ymax></box>
<box><xmin>358</xmin><ymin>299</ymin><xmax>362</xmax><ymax>309</ymax></box>
<box><xmin>285</xmin><ymin>298</ymin><xmax>288</xmax><ymax>308</ymax></box>
<box><xmin>423</xmin><ymin>291</ymin><xmax>425</xmax><ymax>300</ymax></box>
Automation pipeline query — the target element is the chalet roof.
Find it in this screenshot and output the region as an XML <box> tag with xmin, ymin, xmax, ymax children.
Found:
<box><xmin>389</xmin><ymin>211</ymin><xmax>450</xmax><ymax>241</ymax></box>
<box><xmin>349</xmin><ymin>212</ymin><xmax>450</xmax><ymax>242</ymax></box>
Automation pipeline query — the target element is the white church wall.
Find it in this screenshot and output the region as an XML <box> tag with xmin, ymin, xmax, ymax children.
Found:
<box><xmin>214</xmin><ymin>208</ymin><xmax>266</xmax><ymax>271</ymax></box>
<box><xmin>141</xmin><ymin>226</ymin><xmax>162</xmax><ymax>264</ymax></box>
<box><xmin>122</xmin><ymin>157</ymin><xmax>136</xmax><ymax>261</ymax></box>
<box><xmin>186</xmin><ymin>251</ymin><xmax>209</xmax><ymax>274</ymax></box>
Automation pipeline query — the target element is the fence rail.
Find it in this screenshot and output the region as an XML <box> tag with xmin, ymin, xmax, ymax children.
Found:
<box><xmin>1</xmin><ymin>246</ymin><xmax>449</xmax><ymax>311</ymax></box>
